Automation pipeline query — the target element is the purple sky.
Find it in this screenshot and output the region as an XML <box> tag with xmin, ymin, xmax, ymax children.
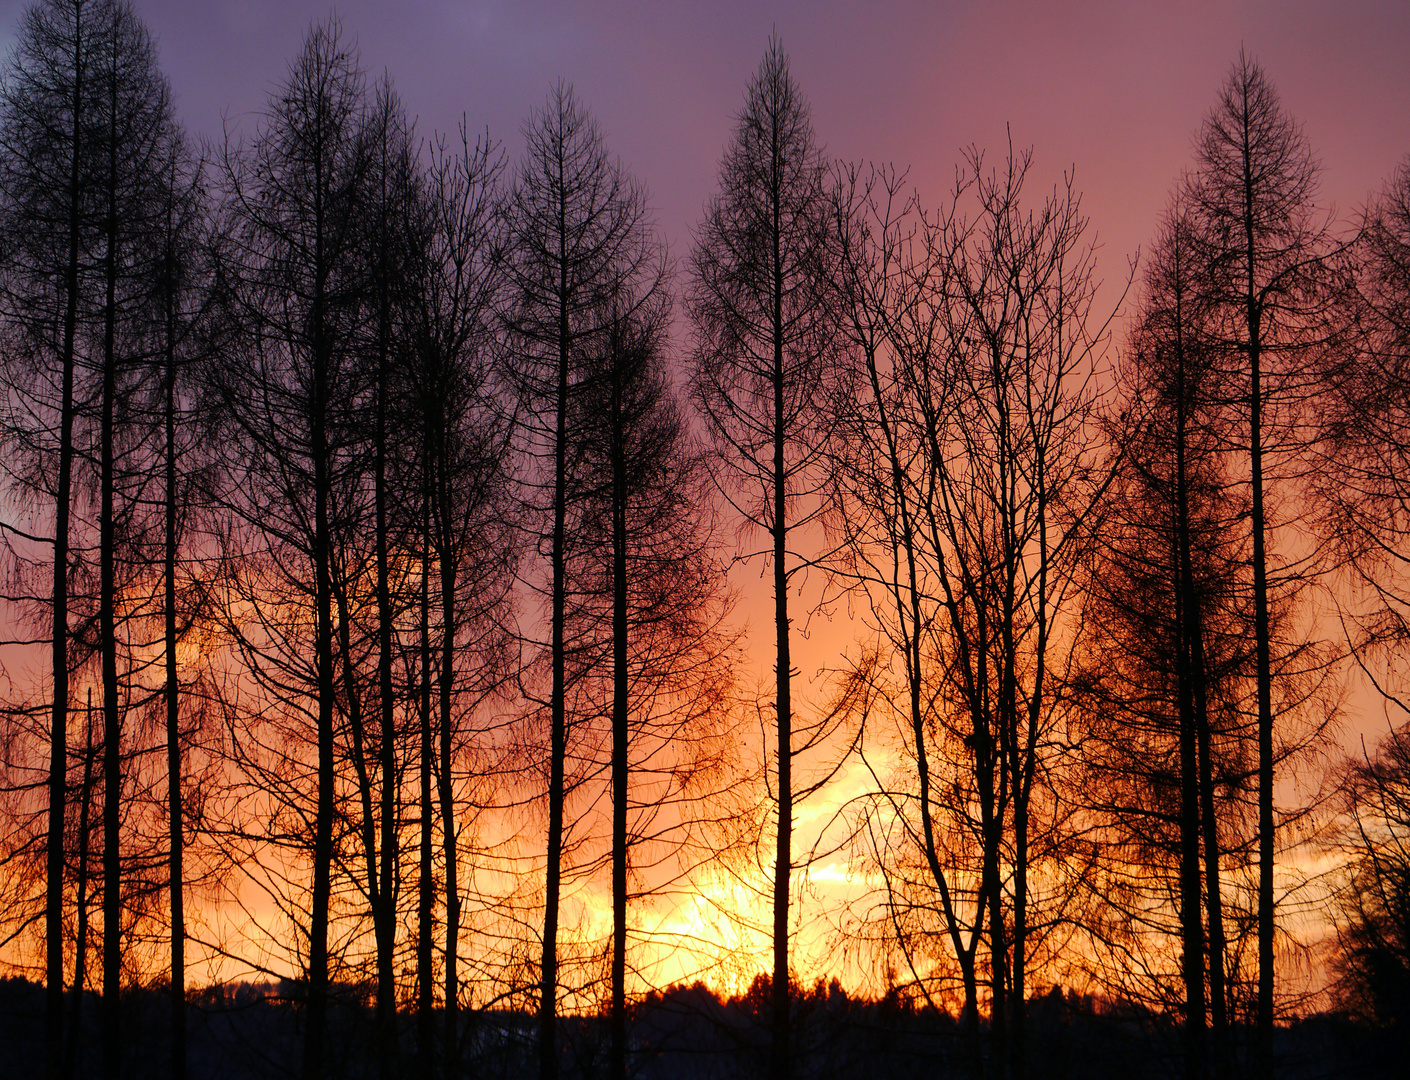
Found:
<box><xmin>2</xmin><ymin>0</ymin><xmax>1405</xmax><ymax>285</ymax></box>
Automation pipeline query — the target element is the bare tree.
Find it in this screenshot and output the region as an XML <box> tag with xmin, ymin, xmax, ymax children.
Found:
<box><xmin>401</xmin><ymin>123</ymin><xmax>515</xmax><ymax>1080</ymax></box>
<box><xmin>1333</xmin><ymin>721</ymin><xmax>1410</xmax><ymax>1033</ymax></box>
<box><xmin>828</xmin><ymin>146</ymin><xmax>1118</xmax><ymax>1078</ymax></box>
<box><xmin>1319</xmin><ymin>150</ymin><xmax>1410</xmax><ymax>1063</ymax></box>
<box><xmin>0</xmin><ymin>5</ymin><xmax>113</xmax><ymax>1072</ymax></box>
<box><xmin>1187</xmin><ymin>53</ymin><xmax>1344</xmax><ymax>1074</ymax></box>
<box><xmin>688</xmin><ymin>37</ymin><xmax>843</xmax><ymax>1080</ymax></box>
<box><xmin>150</xmin><ymin>124</ymin><xmax>209</xmax><ymax>1080</ymax></box>
<box><xmin>1</xmin><ymin>6</ymin><xmax>184</xmax><ymax>1078</ymax></box>
<box><xmin>1320</xmin><ymin>157</ymin><xmax>1410</xmax><ymax>731</ymax></box>
<box><xmin>1073</xmin><ymin>204</ymin><xmax>1256</xmax><ymax>1080</ymax></box>
<box><xmin>86</xmin><ymin>10</ymin><xmax>182</xmax><ymax>1078</ymax></box>
<box><xmin>209</xmin><ymin>21</ymin><xmax>371</xmax><ymax>1079</ymax></box>
<box><xmin>571</xmin><ymin>287</ymin><xmax>740</xmax><ymax>1080</ymax></box>
<box><xmin>347</xmin><ymin>76</ymin><xmax>417</xmax><ymax>1080</ymax></box>
<box><xmin>499</xmin><ymin>81</ymin><xmax>663</xmax><ymax>1080</ymax></box>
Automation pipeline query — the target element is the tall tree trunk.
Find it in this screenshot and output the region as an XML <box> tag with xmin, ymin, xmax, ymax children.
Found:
<box><xmin>66</xmin><ymin>695</ymin><xmax>97</xmax><ymax>1080</ymax></box>
<box><xmin>999</xmin><ymin>436</ymin><xmax>1020</xmax><ymax>1080</ymax></box>
<box><xmin>164</xmin><ymin>268</ymin><xmax>186</xmax><ymax>1080</ymax></box>
<box><xmin>610</xmin><ymin>362</ymin><xmax>629</xmax><ymax>1080</ymax></box>
<box><xmin>1241</xmin><ymin>127</ymin><xmax>1277</xmax><ymax>1080</ymax></box>
<box><xmin>1195</xmin><ymin>621</ymin><xmax>1230</xmax><ymax>1078</ymax></box>
<box><xmin>306</xmin><ymin>214</ymin><xmax>335</xmax><ymax>1080</ymax></box>
<box><xmin>1175</xmin><ymin>347</ymin><xmax>1207</xmax><ymax>1080</ymax></box>
<box><xmin>1013</xmin><ymin>479</ymin><xmax>1051</xmax><ymax>1080</ymax></box>
<box><xmin>437</xmin><ymin>448</ymin><xmax>461</xmax><ymax>1080</ymax></box>
<box><xmin>99</xmin><ymin>61</ymin><xmax>122</xmax><ymax>1079</ymax></box>
<box><xmin>974</xmin><ymin>623</ymin><xmax>1003</xmax><ymax>1080</ymax></box>
<box><xmin>540</xmin><ymin>227</ymin><xmax>570</xmax><ymax>1080</ymax></box>
<box><xmin>769</xmin><ymin>117</ymin><xmax>794</xmax><ymax>1080</ymax></box>
<box><xmin>1177</xmin><ymin>547</ymin><xmax>1207</xmax><ymax>1079</ymax></box>
<box><xmin>46</xmin><ymin>14</ymin><xmax>85</xmax><ymax>1077</ymax></box>
<box><xmin>373</xmin><ymin>293</ymin><xmax>400</xmax><ymax>1080</ymax></box>
<box><xmin>418</xmin><ymin>512</ymin><xmax>436</xmax><ymax>1080</ymax></box>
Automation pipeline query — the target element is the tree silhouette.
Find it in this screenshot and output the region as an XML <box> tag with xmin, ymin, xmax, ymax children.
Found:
<box><xmin>1187</xmin><ymin>54</ymin><xmax>1343</xmax><ymax>1073</ymax></box>
<box><xmin>828</xmin><ymin>146</ymin><xmax>1118</xmax><ymax>1078</ymax></box>
<box><xmin>689</xmin><ymin>38</ymin><xmax>843</xmax><ymax>1080</ymax></box>
<box><xmin>500</xmin><ymin>81</ymin><xmax>663</xmax><ymax>1080</ymax></box>
<box><xmin>1075</xmin><ymin>204</ymin><xmax>1256</xmax><ymax>1080</ymax></box>
<box><xmin>400</xmin><ymin>124</ymin><xmax>515</xmax><ymax>1080</ymax></box>
<box><xmin>209</xmin><ymin>21</ymin><xmax>372</xmax><ymax>1079</ymax></box>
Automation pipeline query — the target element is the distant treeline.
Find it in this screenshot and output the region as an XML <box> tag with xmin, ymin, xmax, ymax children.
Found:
<box><xmin>0</xmin><ymin>974</ymin><xmax>1397</xmax><ymax>1080</ymax></box>
<box><xmin>0</xmin><ymin>3</ymin><xmax>1408</xmax><ymax>1080</ymax></box>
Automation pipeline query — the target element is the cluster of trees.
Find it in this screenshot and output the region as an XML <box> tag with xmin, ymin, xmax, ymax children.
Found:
<box><xmin>1</xmin><ymin>3</ymin><xmax>1408</xmax><ymax>1080</ymax></box>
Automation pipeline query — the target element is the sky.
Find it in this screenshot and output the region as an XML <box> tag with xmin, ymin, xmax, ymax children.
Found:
<box><xmin>2</xmin><ymin>0</ymin><xmax>1405</xmax><ymax>294</ymax></box>
<box><xmin>1</xmin><ymin>0</ymin><xmax>1407</xmax><ymax>994</ymax></box>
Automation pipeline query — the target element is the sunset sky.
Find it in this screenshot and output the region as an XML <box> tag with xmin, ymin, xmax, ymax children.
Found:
<box><xmin>2</xmin><ymin>0</ymin><xmax>1405</xmax><ymax>308</ymax></box>
<box><xmin>2</xmin><ymin>0</ymin><xmax>1406</xmax><ymax>996</ymax></box>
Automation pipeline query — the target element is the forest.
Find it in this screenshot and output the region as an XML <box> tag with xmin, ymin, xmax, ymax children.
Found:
<box><xmin>0</xmin><ymin>1</ymin><xmax>1407</xmax><ymax>1078</ymax></box>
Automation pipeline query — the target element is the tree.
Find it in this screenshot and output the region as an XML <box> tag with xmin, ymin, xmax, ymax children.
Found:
<box><xmin>828</xmin><ymin>147</ymin><xmax>1117</xmax><ymax>1078</ymax></box>
<box><xmin>1074</xmin><ymin>205</ymin><xmax>1256</xmax><ymax>1079</ymax></box>
<box><xmin>401</xmin><ymin>123</ymin><xmax>515</xmax><ymax>1080</ymax></box>
<box><xmin>0</xmin><ymin>4</ymin><xmax>113</xmax><ymax>1072</ymax></box>
<box><xmin>572</xmin><ymin>288</ymin><xmax>740</xmax><ymax>1080</ymax></box>
<box><xmin>150</xmin><ymin>123</ymin><xmax>209</xmax><ymax>1080</ymax></box>
<box><xmin>344</xmin><ymin>76</ymin><xmax>417</xmax><ymax>1080</ymax></box>
<box><xmin>500</xmin><ymin>81</ymin><xmax>663</xmax><ymax>1080</ymax></box>
<box><xmin>1319</xmin><ymin>157</ymin><xmax>1410</xmax><ymax>734</ymax></box>
<box><xmin>1335</xmin><ymin>721</ymin><xmax>1410</xmax><ymax>1034</ymax></box>
<box><xmin>86</xmin><ymin>10</ymin><xmax>181</xmax><ymax>1078</ymax></box>
<box><xmin>688</xmin><ymin>38</ymin><xmax>843</xmax><ymax>1080</ymax></box>
<box><xmin>1187</xmin><ymin>53</ymin><xmax>1343</xmax><ymax>1074</ymax></box>
<box><xmin>1321</xmin><ymin>149</ymin><xmax>1410</xmax><ymax>1065</ymax></box>
<box><xmin>0</xmin><ymin>5</ymin><xmax>184</xmax><ymax>1077</ymax></box>
<box><xmin>209</xmin><ymin>21</ymin><xmax>371</xmax><ymax>1079</ymax></box>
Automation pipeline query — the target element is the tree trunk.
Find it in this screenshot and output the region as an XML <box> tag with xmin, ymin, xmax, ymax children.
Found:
<box><xmin>1195</xmin><ymin>619</ymin><xmax>1229</xmax><ymax>1078</ymax></box>
<box><xmin>1174</xmin><ymin>345</ymin><xmax>1208</xmax><ymax>1080</ymax></box>
<box><xmin>418</xmin><ymin>513</ymin><xmax>436</xmax><ymax>1080</ymax></box>
<box><xmin>769</xmin><ymin>113</ymin><xmax>794</xmax><ymax>1080</ymax></box>
<box><xmin>46</xmin><ymin>13</ymin><xmax>85</xmax><ymax>1077</ymax></box>
<box><xmin>437</xmin><ymin>450</ymin><xmax>461</xmax><ymax>1080</ymax></box>
<box><xmin>1240</xmin><ymin>124</ymin><xmax>1277</xmax><ymax>1080</ymax></box>
<box><xmin>306</xmin><ymin>219</ymin><xmax>336</xmax><ymax>1080</ymax></box>
<box><xmin>374</xmin><ymin>294</ymin><xmax>400</xmax><ymax>1080</ymax></box>
<box><xmin>540</xmin><ymin>229</ymin><xmax>570</xmax><ymax>1080</ymax></box>
<box><xmin>66</xmin><ymin>696</ymin><xmax>97</xmax><ymax>1080</ymax></box>
<box><xmin>99</xmin><ymin>62</ymin><xmax>123</xmax><ymax>1079</ymax></box>
<box><xmin>164</xmin><ymin>263</ymin><xmax>186</xmax><ymax>1080</ymax></box>
<box><xmin>610</xmin><ymin>356</ymin><xmax>630</xmax><ymax>1080</ymax></box>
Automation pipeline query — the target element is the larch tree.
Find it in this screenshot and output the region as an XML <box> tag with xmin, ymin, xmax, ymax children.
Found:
<box><xmin>688</xmin><ymin>38</ymin><xmax>843</xmax><ymax>1080</ymax></box>
<box><xmin>0</xmin><ymin>4</ymin><xmax>183</xmax><ymax>1078</ymax></box>
<box><xmin>87</xmin><ymin>8</ymin><xmax>181</xmax><ymax>1077</ymax></box>
<box><xmin>1187</xmin><ymin>53</ymin><xmax>1343</xmax><ymax>1074</ymax></box>
<box><xmin>499</xmin><ymin>81</ymin><xmax>662</xmax><ymax>1080</ymax></box>
<box><xmin>339</xmin><ymin>76</ymin><xmax>417</xmax><ymax>1080</ymax></box>
<box><xmin>1074</xmin><ymin>204</ymin><xmax>1254</xmax><ymax>1080</ymax></box>
<box><xmin>1321</xmin><ymin>157</ymin><xmax>1410</xmax><ymax>741</ymax></box>
<box><xmin>0</xmin><ymin>3</ymin><xmax>110</xmax><ymax>1071</ymax></box>
<box><xmin>1320</xmin><ymin>155</ymin><xmax>1410</xmax><ymax>1055</ymax></box>
<box><xmin>150</xmin><ymin>121</ymin><xmax>209</xmax><ymax>1080</ymax></box>
<box><xmin>401</xmin><ymin>125</ymin><xmax>515</xmax><ymax>1080</ymax></box>
<box><xmin>208</xmin><ymin>21</ymin><xmax>371</xmax><ymax>1080</ymax></box>
<box><xmin>573</xmin><ymin>286</ymin><xmax>739</xmax><ymax>1080</ymax></box>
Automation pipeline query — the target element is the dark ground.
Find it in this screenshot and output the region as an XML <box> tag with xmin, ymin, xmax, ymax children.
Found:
<box><xmin>0</xmin><ymin>976</ymin><xmax>1399</xmax><ymax>1079</ymax></box>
